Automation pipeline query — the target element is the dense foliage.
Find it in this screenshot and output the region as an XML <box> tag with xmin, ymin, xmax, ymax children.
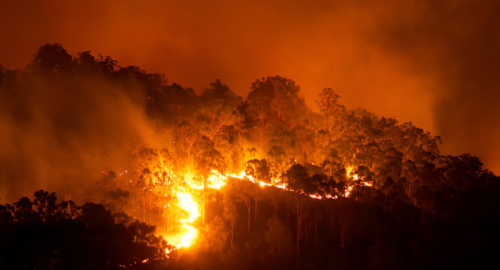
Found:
<box><xmin>1</xmin><ymin>44</ymin><xmax>499</xmax><ymax>269</ymax></box>
<box><xmin>0</xmin><ymin>190</ymin><xmax>170</xmax><ymax>269</ymax></box>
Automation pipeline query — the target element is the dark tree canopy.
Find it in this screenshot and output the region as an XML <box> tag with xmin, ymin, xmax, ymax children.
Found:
<box><xmin>1</xmin><ymin>44</ymin><xmax>499</xmax><ymax>270</ymax></box>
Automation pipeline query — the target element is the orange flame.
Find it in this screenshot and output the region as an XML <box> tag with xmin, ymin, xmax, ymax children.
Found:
<box><xmin>165</xmin><ymin>191</ymin><xmax>200</xmax><ymax>248</ymax></box>
<box><xmin>151</xmin><ymin>163</ymin><xmax>365</xmax><ymax>252</ymax></box>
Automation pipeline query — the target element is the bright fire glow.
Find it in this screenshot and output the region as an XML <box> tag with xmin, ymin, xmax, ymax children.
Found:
<box><xmin>177</xmin><ymin>191</ymin><xmax>200</xmax><ymax>223</ymax></box>
<box><xmin>207</xmin><ymin>170</ymin><xmax>227</xmax><ymax>189</ymax></box>
<box><xmin>184</xmin><ymin>178</ymin><xmax>204</xmax><ymax>190</ymax></box>
<box><xmin>147</xmin><ymin>162</ymin><xmax>364</xmax><ymax>253</ymax></box>
<box><xmin>170</xmin><ymin>191</ymin><xmax>200</xmax><ymax>248</ymax></box>
<box><xmin>346</xmin><ymin>165</ymin><xmax>359</xmax><ymax>180</ymax></box>
<box><xmin>184</xmin><ymin>170</ymin><xmax>227</xmax><ymax>190</ymax></box>
<box><xmin>345</xmin><ymin>185</ymin><xmax>353</xmax><ymax>197</ymax></box>
<box><xmin>179</xmin><ymin>224</ymin><xmax>197</xmax><ymax>248</ymax></box>
<box><xmin>346</xmin><ymin>165</ymin><xmax>355</xmax><ymax>177</ymax></box>
<box><xmin>230</xmin><ymin>171</ymin><xmax>247</xmax><ymax>179</ymax></box>
<box><xmin>166</xmin><ymin>170</ymin><xmax>229</xmax><ymax>249</ymax></box>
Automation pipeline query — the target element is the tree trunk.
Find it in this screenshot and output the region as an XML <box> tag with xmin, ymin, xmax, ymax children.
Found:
<box><xmin>254</xmin><ymin>199</ymin><xmax>258</xmax><ymax>223</ymax></box>
<box><xmin>296</xmin><ymin>198</ymin><xmax>300</xmax><ymax>257</ymax></box>
<box><xmin>330</xmin><ymin>212</ymin><xmax>335</xmax><ymax>239</ymax></box>
<box><xmin>305</xmin><ymin>219</ymin><xmax>309</xmax><ymax>244</ymax></box>
<box><xmin>163</xmin><ymin>215</ymin><xmax>166</xmax><ymax>233</ymax></box>
<box><xmin>161</xmin><ymin>206</ymin><xmax>164</xmax><ymax>232</ymax></box>
<box><xmin>246</xmin><ymin>197</ymin><xmax>251</xmax><ymax>234</ymax></box>
<box><xmin>231</xmin><ymin>223</ymin><xmax>234</xmax><ymax>248</ymax></box>
<box><xmin>148</xmin><ymin>193</ymin><xmax>152</xmax><ymax>223</ymax></box>
<box><xmin>142</xmin><ymin>192</ymin><xmax>146</xmax><ymax>222</ymax></box>
<box><xmin>167</xmin><ymin>213</ymin><xmax>170</xmax><ymax>231</ymax></box>
<box><xmin>203</xmin><ymin>178</ymin><xmax>207</xmax><ymax>224</ymax></box>
<box><xmin>259</xmin><ymin>120</ymin><xmax>264</xmax><ymax>151</ymax></box>
<box><xmin>315</xmin><ymin>206</ymin><xmax>318</xmax><ymax>250</ymax></box>
<box><xmin>340</xmin><ymin>222</ymin><xmax>344</xmax><ymax>249</ymax></box>
<box><xmin>287</xmin><ymin>204</ymin><xmax>290</xmax><ymax>227</ymax></box>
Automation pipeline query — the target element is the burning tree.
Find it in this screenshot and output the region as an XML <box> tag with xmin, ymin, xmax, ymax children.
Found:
<box><xmin>2</xmin><ymin>44</ymin><xmax>500</xmax><ymax>269</ymax></box>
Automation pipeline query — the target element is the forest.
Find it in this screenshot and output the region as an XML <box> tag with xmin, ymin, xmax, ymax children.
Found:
<box><xmin>1</xmin><ymin>44</ymin><xmax>499</xmax><ymax>269</ymax></box>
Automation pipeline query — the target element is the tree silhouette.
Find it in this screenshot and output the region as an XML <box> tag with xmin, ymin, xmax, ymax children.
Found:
<box><xmin>30</xmin><ymin>43</ymin><xmax>75</xmax><ymax>73</ymax></box>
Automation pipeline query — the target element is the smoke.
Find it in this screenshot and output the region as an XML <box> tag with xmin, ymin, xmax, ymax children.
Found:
<box><xmin>0</xmin><ymin>0</ymin><xmax>498</xmax><ymax>175</ymax></box>
<box><xmin>367</xmin><ymin>0</ymin><xmax>500</xmax><ymax>172</ymax></box>
<box><xmin>0</xmin><ymin>70</ymin><xmax>160</xmax><ymax>202</ymax></box>
<box><xmin>0</xmin><ymin>0</ymin><xmax>438</xmax><ymax>131</ymax></box>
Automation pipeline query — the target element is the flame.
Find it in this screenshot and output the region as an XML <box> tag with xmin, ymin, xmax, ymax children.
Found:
<box><xmin>169</xmin><ymin>191</ymin><xmax>199</xmax><ymax>248</ymax></box>
<box><xmin>309</xmin><ymin>194</ymin><xmax>322</xmax><ymax>199</ymax></box>
<box><xmin>346</xmin><ymin>165</ymin><xmax>359</xmax><ymax>181</ymax></box>
<box><xmin>207</xmin><ymin>170</ymin><xmax>227</xmax><ymax>189</ymax></box>
<box><xmin>346</xmin><ymin>165</ymin><xmax>355</xmax><ymax>177</ymax></box>
<box><xmin>345</xmin><ymin>185</ymin><xmax>353</xmax><ymax>197</ymax></box>
<box><xmin>185</xmin><ymin>178</ymin><xmax>204</xmax><ymax>190</ymax></box>
<box><xmin>177</xmin><ymin>191</ymin><xmax>200</xmax><ymax>223</ymax></box>
<box><xmin>184</xmin><ymin>170</ymin><xmax>228</xmax><ymax>190</ymax></box>
<box><xmin>130</xmin><ymin>160</ymin><xmax>368</xmax><ymax>253</ymax></box>
<box><xmin>230</xmin><ymin>171</ymin><xmax>247</xmax><ymax>179</ymax></box>
<box><xmin>179</xmin><ymin>224</ymin><xmax>197</xmax><ymax>247</ymax></box>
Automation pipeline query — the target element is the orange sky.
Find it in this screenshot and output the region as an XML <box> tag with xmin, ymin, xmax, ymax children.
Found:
<box><xmin>1</xmin><ymin>0</ymin><xmax>498</xmax><ymax>173</ymax></box>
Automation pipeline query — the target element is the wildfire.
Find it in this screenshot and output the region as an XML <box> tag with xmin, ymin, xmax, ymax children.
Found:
<box><xmin>164</xmin><ymin>191</ymin><xmax>200</xmax><ymax>248</ymax></box>
<box><xmin>206</xmin><ymin>170</ymin><xmax>227</xmax><ymax>189</ymax></box>
<box><xmin>230</xmin><ymin>171</ymin><xmax>247</xmax><ymax>179</ymax></box>
<box><xmin>164</xmin><ymin>170</ymin><xmax>228</xmax><ymax>249</ymax></box>
<box><xmin>184</xmin><ymin>170</ymin><xmax>227</xmax><ymax>190</ymax></box>
<box><xmin>145</xmin><ymin>163</ymin><xmax>365</xmax><ymax>253</ymax></box>
<box><xmin>345</xmin><ymin>185</ymin><xmax>353</xmax><ymax>197</ymax></box>
<box><xmin>346</xmin><ymin>165</ymin><xmax>359</xmax><ymax>180</ymax></box>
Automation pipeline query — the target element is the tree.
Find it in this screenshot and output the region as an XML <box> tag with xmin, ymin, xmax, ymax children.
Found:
<box><xmin>33</xmin><ymin>190</ymin><xmax>57</xmax><ymax>220</ymax></box>
<box><xmin>201</xmin><ymin>215</ymin><xmax>229</xmax><ymax>253</ymax></box>
<box><xmin>223</xmin><ymin>187</ymin><xmax>238</xmax><ymax>248</ymax></box>
<box><xmin>30</xmin><ymin>43</ymin><xmax>75</xmax><ymax>73</ymax></box>
<box><xmin>246</xmin><ymin>76</ymin><xmax>307</xmax><ymax>151</ymax></box>
<box><xmin>13</xmin><ymin>197</ymin><xmax>36</xmax><ymax>223</ymax></box>
<box><xmin>265</xmin><ymin>215</ymin><xmax>293</xmax><ymax>257</ymax></box>
<box><xmin>316</xmin><ymin>88</ymin><xmax>344</xmax><ymax>142</ymax></box>
<box><xmin>246</xmin><ymin>159</ymin><xmax>271</xmax><ymax>182</ymax></box>
<box><xmin>0</xmin><ymin>191</ymin><xmax>169</xmax><ymax>269</ymax></box>
<box><xmin>268</xmin><ymin>145</ymin><xmax>288</xmax><ymax>179</ymax></box>
<box><xmin>198</xmin><ymin>79</ymin><xmax>243</xmax><ymax>146</ymax></box>
<box><xmin>286</xmin><ymin>164</ymin><xmax>315</xmax><ymax>194</ymax></box>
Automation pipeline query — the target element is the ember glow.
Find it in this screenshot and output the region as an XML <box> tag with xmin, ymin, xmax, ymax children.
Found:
<box><xmin>155</xmin><ymin>164</ymin><xmax>366</xmax><ymax>251</ymax></box>
<box><xmin>126</xmin><ymin>161</ymin><xmax>342</xmax><ymax>252</ymax></box>
<box><xmin>1</xmin><ymin>1</ymin><xmax>499</xmax><ymax>268</ymax></box>
<box><xmin>162</xmin><ymin>190</ymin><xmax>199</xmax><ymax>248</ymax></box>
<box><xmin>345</xmin><ymin>165</ymin><xmax>358</xmax><ymax>180</ymax></box>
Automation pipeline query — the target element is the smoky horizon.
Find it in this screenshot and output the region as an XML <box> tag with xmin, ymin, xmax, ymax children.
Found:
<box><xmin>1</xmin><ymin>2</ymin><xmax>500</xmax><ymax>268</ymax></box>
<box><xmin>1</xmin><ymin>0</ymin><xmax>498</xmax><ymax>175</ymax></box>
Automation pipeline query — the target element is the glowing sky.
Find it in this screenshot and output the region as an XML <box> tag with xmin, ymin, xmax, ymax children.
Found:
<box><xmin>1</xmin><ymin>0</ymin><xmax>499</xmax><ymax>173</ymax></box>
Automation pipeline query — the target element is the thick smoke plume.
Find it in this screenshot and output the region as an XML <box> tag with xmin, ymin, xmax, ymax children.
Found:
<box><xmin>369</xmin><ymin>0</ymin><xmax>500</xmax><ymax>172</ymax></box>
<box><xmin>0</xmin><ymin>66</ymin><xmax>159</xmax><ymax>202</ymax></box>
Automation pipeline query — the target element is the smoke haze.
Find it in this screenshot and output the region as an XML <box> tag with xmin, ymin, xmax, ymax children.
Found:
<box><xmin>0</xmin><ymin>70</ymin><xmax>160</xmax><ymax>202</ymax></box>
<box><xmin>0</xmin><ymin>0</ymin><xmax>499</xmax><ymax>176</ymax></box>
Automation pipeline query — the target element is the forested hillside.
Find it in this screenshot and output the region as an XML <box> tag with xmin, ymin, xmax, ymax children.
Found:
<box><xmin>1</xmin><ymin>44</ymin><xmax>499</xmax><ymax>270</ymax></box>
